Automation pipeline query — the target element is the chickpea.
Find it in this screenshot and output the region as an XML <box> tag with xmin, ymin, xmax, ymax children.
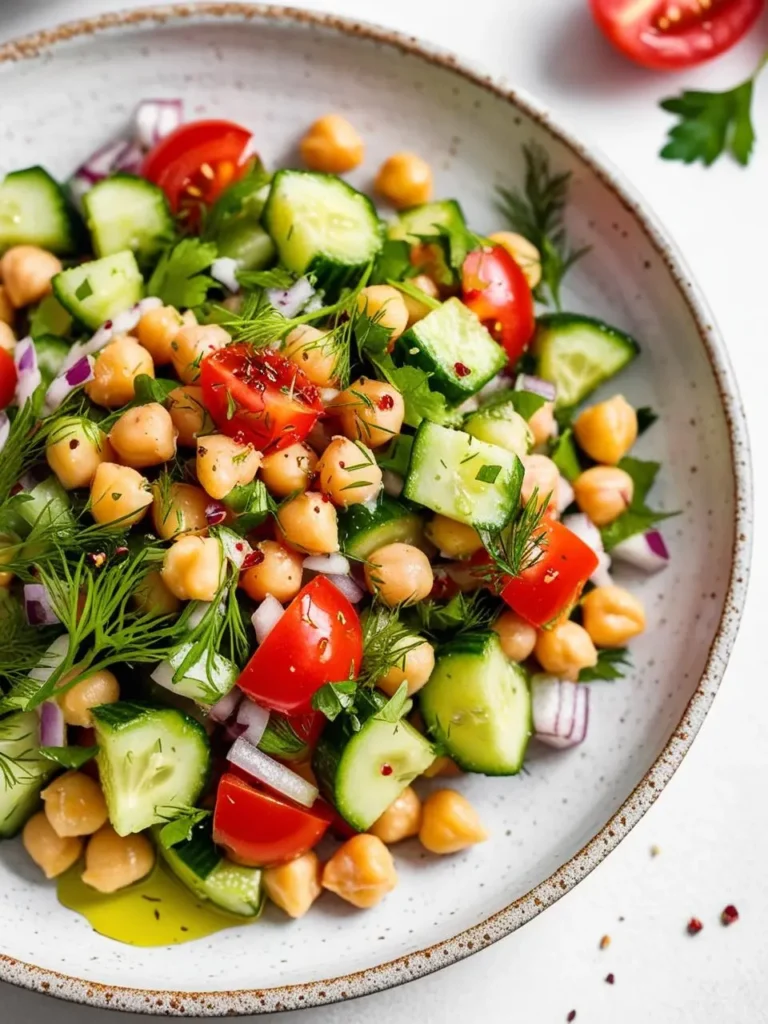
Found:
<box><xmin>167</xmin><ymin>385</ymin><xmax>214</xmax><ymax>447</ymax></box>
<box><xmin>534</xmin><ymin>620</ymin><xmax>597</xmax><ymax>680</ymax></box>
<box><xmin>58</xmin><ymin>668</ymin><xmax>120</xmax><ymax>727</ymax></box>
<box><xmin>419</xmin><ymin>789</ymin><xmax>488</xmax><ymax>855</ymax></box>
<box><xmin>0</xmin><ymin>321</ymin><xmax>15</xmax><ymax>353</ymax></box>
<box><xmin>422</xmin><ymin>755</ymin><xmax>463</xmax><ymax>779</ymax></box>
<box><xmin>85</xmin><ymin>335</ymin><xmax>154</xmax><ymax>408</ymax></box>
<box><xmin>260</xmin><ymin>442</ymin><xmax>317</xmax><ymax>498</ymax></box>
<box><xmin>41</xmin><ymin>771</ymin><xmax>108</xmax><ymax>838</ymax></box>
<box><xmin>108</xmin><ymin>403</ymin><xmax>176</xmax><ymax>469</ymax></box>
<box><xmin>300</xmin><ymin>114</ymin><xmax>364</xmax><ymax>174</ymax></box>
<box><xmin>81</xmin><ymin>825</ymin><xmax>155</xmax><ymax>893</ymax></box>
<box><xmin>574</xmin><ymin>395</ymin><xmax>638</xmax><ymax>465</ymax></box>
<box><xmin>321</xmin><ymin>833</ymin><xmax>398</xmax><ymax>909</ymax></box>
<box><xmin>133</xmin><ymin>570</ymin><xmax>181</xmax><ymax>618</ymax></box>
<box><xmin>0</xmin><ymin>246</ymin><xmax>61</xmax><ymax>307</ymax></box>
<box><xmin>277</xmin><ymin>491</ymin><xmax>339</xmax><ymax>556</ymax></box>
<box><xmin>22</xmin><ymin>811</ymin><xmax>83</xmax><ymax>879</ymax></box>
<box><xmin>528</xmin><ymin>401</ymin><xmax>556</xmax><ymax>447</ymax></box>
<box><xmin>369</xmin><ymin>786</ymin><xmax>422</xmax><ymax>844</ymax></box>
<box><xmin>263</xmin><ymin>851</ymin><xmax>322</xmax><ymax>919</ymax></box>
<box><xmin>151</xmin><ymin>482</ymin><xmax>209</xmax><ymax>540</ymax></box>
<box><xmin>196</xmin><ymin>434</ymin><xmax>262</xmax><ymax>501</ymax></box>
<box><xmin>316</xmin><ymin>436</ymin><xmax>382</xmax><ymax>507</ymax></box>
<box><xmin>330</xmin><ymin>377</ymin><xmax>404</xmax><ymax>449</ymax></box>
<box><xmin>364</xmin><ymin>542</ymin><xmax>433</xmax><ymax>606</ymax></box>
<box><xmin>282</xmin><ymin>324</ymin><xmax>338</xmax><ymax>388</ymax></box>
<box><xmin>46</xmin><ymin>416</ymin><xmax>113</xmax><ymax>490</ymax></box>
<box><xmin>239</xmin><ymin>540</ymin><xmax>304</xmax><ymax>604</ymax></box>
<box><xmin>171</xmin><ymin>323</ymin><xmax>230</xmax><ymax>384</ymax></box>
<box><xmin>135</xmin><ymin>305</ymin><xmax>193</xmax><ymax>365</ymax></box>
<box><xmin>492</xmin><ymin>610</ymin><xmax>537</xmax><ymax>662</ymax></box>
<box><xmin>161</xmin><ymin>535</ymin><xmax>224</xmax><ymax>602</ymax></box>
<box><xmin>90</xmin><ymin>462</ymin><xmax>152</xmax><ymax>527</ymax></box>
<box><xmin>488</xmin><ymin>231</ymin><xmax>542</xmax><ymax>289</ymax></box>
<box><xmin>581</xmin><ymin>585</ymin><xmax>646</xmax><ymax>647</ymax></box>
<box><xmin>0</xmin><ymin>286</ymin><xmax>15</xmax><ymax>326</ymax></box>
<box><xmin>425</xmin><ymin>515</ymin><xmax>483</xmax><ymax>559</ymax></box>
<box><xmin>356</xmin><ymin>285</ymin><xmax>409</xmax><ymax>342</ymax></box>
<box><xmin>573</xmin><ymin>466</ymin><xmax>634</xmax><ymax>527</ymax></box>
<box><xmin>402</xmin><ymin>274</ymin><xmax>440</xmax><ymax>328</ymax></box>
<box><xmin>0</xmin><ymin>531</ymin><xmax>20</xmax><ymax>588</ymax></box>
<box><xmin>520</xmin><ymin>454</ymin><xmax>560</xmax><ymax>511</ymax></box>
<box><xmin>375</xmin><ymin>152</ymin><xmax>433</xmax><ymax>209</ymax></box>
<box><xmin>378</xmin><ymin>636</ymin><xmax>435</xmax><ymax>697</ymax></box>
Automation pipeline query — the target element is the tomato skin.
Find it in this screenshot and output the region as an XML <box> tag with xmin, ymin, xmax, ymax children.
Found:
<box><xmin>589</xmin><ymin>0</ymin><xmax>764</xmax><ymax>71</ymax></box>
<box><xmin>0</xmin><ymin>348</ymin><xmax>17</xmax><ymax>409</ymax></box>
<box><xmin>237</xmin><ymin>576</ymin><xmax>363</xmax><ymax>714</ymax></box>
<box><xmin>213</xmin><ymin>773</ymin><xmax>329</xmax><ymax>867</ymax></box>
<box><xmin>500</xmin><ymin>520</ymin><xmax>599</xmax><ymax>628</ymax></box>
<box><xmin>200</xmin><ymin>344</ymin><xmax>323</xmax><ymax>454</ymax></box>
<box><xmin>461</xmin><ymin>245</ymin><xmax>535</xmax><ymax>364</ymax></box>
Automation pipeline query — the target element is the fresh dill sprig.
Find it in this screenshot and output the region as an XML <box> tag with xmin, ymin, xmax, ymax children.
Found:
<box><xmin>155</xmin><ymin>805</ymin><xmax>211</xmax><ymax>849</ymax></box>
<box><xmin>358</xmin><ymin>605</ymin><xmax>426</xmax><ymax>688</ymax></box>
<box><xmin>496</xmin><ymin>143</ymin><xmax>589</xmax><ymax>309</ymax></box>
<box><xmin>237</xmin><ymin>267</ymin><xmax>295</xmax><ymax>291</ymax></box>
<box><xmin>0</xmin><ymin>712</ymin><xmax>50</xmax><ymax>791</ymax></box>
<box><xmin>478</xmin><ymin>489</ymin><xmax>550</xmax><ymax>586</ymax></box>
<box><xmin>0</xmin><ymin>594</ymin><xmax>58</xmax><ymax>692</ymax></box>
<box><xmin>411</xmin><ymin>590</ymin><xmax>498</xmax><ymax>638</ymax></box>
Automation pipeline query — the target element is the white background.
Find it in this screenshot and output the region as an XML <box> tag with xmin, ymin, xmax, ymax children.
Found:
<box><xmin>1</xmin><ymin>1</ymin><xmax>767</xmax><ymax>1021</ymax></box>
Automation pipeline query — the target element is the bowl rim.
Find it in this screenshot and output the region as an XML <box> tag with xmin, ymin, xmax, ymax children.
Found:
<box><xmin>0</xmin><ymin>3</ymin><xmax>753</xmax><ymax>1016</ymax></box>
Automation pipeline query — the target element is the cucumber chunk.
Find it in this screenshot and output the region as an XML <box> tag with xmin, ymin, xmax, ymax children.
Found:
<box><xmin>0</xmin><ymin>711</ymin><xmax>56</xmax><ymax>838</ymax></box>
<box><xmin>206</xmin><ymin>176</ymin><xmax>276</xmax><ymax>271</ymax></box>
<box><xmin>263</xmin><ymin>170</ymin><xmax>383</xmax><ymax>291</ymax></box>
<box><xmin>420</xmin><ymin>632</ymin><xmax>531</xmax><ymax>775</ymax></box>
<box><xmin>388</xmin><ymin>199</ymin><xmax>468</xmax><ymax>244</ymax></box>
<box><xmin>0</xmin><ymin>166</ymin><xmax>81</xmax><ymax>255</ymax></box>
<box><xmin>403</xmin><ymin>421</ymin><xmax>523</xmax><ymax>530</ymax></box>
<box><xmin>534</xmin><ymin>313</ymin><xmax>639</xmax><ymax>409</ymax></box>
<box><xmin>29</xmin><ymin>295</ymin><xmax>73</xmax><ymax>341</ymax></box>
<box><xmin>464</xmin><ymin>401</ymin><xmax>533</xmax><ymax>457</ymax></box>
<box><xmin>53</xmin><ymin>250</ymin><xmax>143</xmax><ymax>330</ymax></box>
<box><xmin>17</xmin><ymin>476</ymin><xmax>74</xmax><ymax>532</ymax></box>
<box><xmin>338</xmin><ymin>496</ymin><xmax>424</xmax><ymax>560</ymax></box>
<box><xmin>84</xmin><ymin>174</ymin><xmax>174</xmax><ymax>266</ymax></box>
<box><xmin>93</xmin><ymin>702</ymin><xmax>210</xmax><ymax>836</ymax></box>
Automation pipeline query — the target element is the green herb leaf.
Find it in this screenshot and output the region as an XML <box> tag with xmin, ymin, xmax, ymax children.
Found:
<box><xmin>257</xmin><ymin>715</ymin><xmax>308</xmax><ymax>760</ymax></box>
<box><xmin>222</xmin><ymin>479</ymin><xmax>276</xmax><ymax>534</ymax></box>
<box><xmin>549</xmin><ymin>427</ymin><xmax>582</xmax><ymax>482</ymax></box>
<box><xmin>367</xmin><ymin>351</ymin><xmax>450</xmax><ymax>428</ymax></box>
<box><xmin>370</xmin><ymin>239</ymin><xmax>416</xmax><ymax>284</ymax></box>
<box><xmin>157</xmin><ymin>806</ymin><xmax>211</xmax><ymax>849</ymax></box>
<box><xmin>579</xmin><ymin>647</ymin><xmax>631</xmax><ymax>682</ymax></box>
<box><xmin>373</xmin><ymin>681</ymin><xmax>409</xmax><ymax>724</ymax></box>
<box><xmin>148</xmin><ymin>238</ymin><xmax>219</xmax><ymax>309</ymax></box>
<box><xmin>237</xmin><ymin>267</ymin><xmax>295</xmax><ymax>291</ymax></box>
<box><xmin>132</xmin><ymin>375</ymin><xmax>179</xmax><ymax>406</ymax></box>
<box><xmin>411</xmin><ymin>591</ymin><xmax>498</xmax><ymax>637</ymax></box>
<box><xmin>39</xmin><ymin>745</ymin><xmax>98</xmax><ymax>769</ymax></box>
<box><xmin>311</xmin><ymin>679</ymin><xmax>358</xmax><ymax>721</ymax></box>
<box><xmin>387</xmin><ymin>278</ymin><xmax>441</xmax><ymax>311</ymax></box>
<box><xmin>74</xmin><ymin>278</ymin><xmax>93</xmax><ymax>301</ymax></box>
<box><xmin>600</xmin><ymin>457</ymin><xmax>678</xmax><ymax>551</ymax></box>
<box><xmin>476</xmin><ymin>463</ymin><xmax>502</xmax><ymax>484</ymax></box>
<box><xmin>477</xmin><ymin>388</ymin><xmax>547</xmax><ymax>422</ymax></box>
<box><xmin>479</xmin><ymin>489</ymin><xmax>550</xmax><ymax>583</ymax></box>
<box><xmin>376</xmin><ymin>434</ymin><xmax>414</xmax><ymax>477</ymax></box>
<box><xmin>636</xmin><ymin>406</ymin><xmax>658</xmax><ymax>436</ymax></box>
<box><xmin>357</xmin><ymin>606</ymin><xmax>426</xmax><ymax>688</ymax></box>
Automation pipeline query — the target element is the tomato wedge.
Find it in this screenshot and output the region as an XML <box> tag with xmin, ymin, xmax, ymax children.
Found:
<box><xmin>588</xmin><ymin>0</ymin><xmax>764</xmax><ymax>71</ymax></box>
<box><xmin>500</xmin><ymin>520</ymin><xmax>599</xmax><ymax>628</ymax></box>
<box><xmin>213</xmin><ymin>773</ymin><xmax>330</xmax><ymax>867</ymax></box>
<box><xmin>200</xmin><ymin>345</ymin><xmax>323</xmax><ymax>453</ymax></box>
<box><xmin>0</xmin><ymin>348</ymin><xmax>17</xmax><ymax>409</ymax></box>
<box><xmin>237</xmin><ymin>576</ymin><xmax>363</xmax><ymax>714</ymax></box>
<box><xmin>461</xmin><ymin>245</ymin><xmax>535</xmax><ymax>364</ymax></box>
<box><xmin>142</xmin><ymin>119</ymin><xmax>254</xmax><ymax>215</ymax></box>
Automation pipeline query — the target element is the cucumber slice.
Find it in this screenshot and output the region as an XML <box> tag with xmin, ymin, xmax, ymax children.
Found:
<box><xmin>397</xmin><ymin>298</ymin><xmax>506</xmax><ymax>404</ymax></box>
<box><xmin>83</xmin><ymin>174</ymin><xmax>174</xmax><ymax>266</ymax></box>
<box><xmin>53</xmin><ymin>250</ymin><xmax>143</xmax><ymax>330</ymax></box>
<box><xmin>388</xmin><ymin>199</ymin><xmax>468</xmax><ymax>243</ymax></box>
<box><xmin>263</xmin><ymin>170</ymin><xmax>383</xmax><ymax>291</ymax></box>
<box><xmin>533</xmin><ymin>313</ymin><xmax>639</xmax><ymax>410</ymax></box>
<box><xmin>158</xmin><ymin>819</ymin><xmax>264</xmax><ymax>917</ymax></box>
<box><xmin>0</xmin><ymin>711</ymin><xmax>55</xmax><ymax>838</ymax></box>
<box><xmin>151</xmin><ymin>644</ymin><xmax>238</xmax><ymax>706</ymax></box>
<box><xmin>216</xmin><ymin>221</ymin><xmax>276</xmax><ymax>271</ymax></box>
<box><xmin>17</xmin><ymin>476</ymin><xmax>74</xmax><ymax>532</ymax></box>
<box><xmin>93</xmin><ymin>702</ymin><xmax>210</xmax><ymax>836</ymax></box>
<box><xmin>29</xmin><ymin>295</ymin><xmax>73</xmax><ymax>341</ymax></box>
<box><xmin>0</xmin><ymin>166</ymin><xmax>82</xmax><ymax>255</ymax></box>
<box><xmin>464</xmin><ymin>402</ymin><xmax>533</xmax><ymax>457</ymax></box>
<box><xmin>403</xmin><ymin>421</ymin><xmax>523</xmax><ymax>530</ymax></box>
<box><xmin>313</xmin><ymin>690</ymin><xmax>435</xmax><ymax>831</ymax></box>
<box><xmin>420</xmin><ymin>632</ymin><xmax>531</xmax><ymax>775</ymax></box>
<box><xmin>34</xmin><ymin>335</ymin><xmax>70</xmax><ymax>385</ymax></box>
<box><xmin>338</xmin><ymin>496</ymin><xmax>424</xmax><ymax>560</ymax></box>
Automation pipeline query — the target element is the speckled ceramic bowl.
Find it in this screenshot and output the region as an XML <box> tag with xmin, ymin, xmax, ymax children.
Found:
<box><xmin>0</xmin><ymin>4</ymin><xmax>752</xmax><ymax>1016</ymax></box>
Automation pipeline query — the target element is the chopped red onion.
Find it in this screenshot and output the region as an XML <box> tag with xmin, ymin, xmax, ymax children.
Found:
<box><xmin>42</xmin><ymin>355</ymin><xmax>95</xmax><ymax>414</ymax></box>
<box><xmin>591</xmin><ymin>551</ymin><xmax>614</xmax><ymax>588</ymax></box>
<box><xmin>204</xmin><ymin>501</ymin><xmax>228</xmax><ymax>526</ymax></box>
<box><xmin>532</xmin><ymin>676</ymin><xmax>589</xmax><ymax>749</ymax></box>
<box><xmin>23</xmin><ymin>583</ymin><xmax>60</xmax><ymax>626</ymax></box>
<box><xmin>227</xmin><ymin>736</ymin><xmax>319</xmax><ymax>808</ymax></box>
<box><xmin>0</xmin><ymin>412</ymin><xmax>9</xmax><ymax>455</ymax></box>
<box><xmin>303</xmin><ymin>552</ymin><xmax>350</xmax><ymax>576</ymax></box>
<box><xmin>14</xmin><ymin>338</ymin><xmax>41</xmax><ymax>407</ymax></box>
<box><xmin>209</xmin><ymin>687</ymin><xmax>242</xmax><ymax>725</ymax></box>
<box><xmin>211</xmin><ymin>257</ymin><xmax>242</xmax><ymax>294</ymax></box>
<box><xmin>236</xmin><ymin>698</ymin><xmax>270</xmax><ymax>747</ymax></box>
<box><xmin>514</xmin><ymin>374</ymin><xmax>557</xmax><ymax>402</ymax></box>
<box><xmin>477</xmin><ymin>374</ymin><xmax>510</xmax><ymax>400</ymax></box>
<box><xmin>133</xmin><ymin>98</ymin><xmax>183</xmax><ymax>149</ymax></box>
<box><xmin>322</xmin><ymin>573</ymin><xmax>364</xmax><ymax>604</ymax></box>
<box><xmin>251</xmin><ymin>595</ymin><xmax>284</xmax><ymax>645</ymax></box>
<box><xmin>218</xmin><ymin>531</ymin><xmax>253</xmax><ymax>569</ymax></box>
<box><xmin>38</xmin><ymin>700</ymin><xmax>66</xmax><ymax>748</ymax></box>
<box><xmin>612</xmin><ymin>529</ymin><xmax>670</xmax><ymax>572</ymax></box>
<box><xmin>267</xmin><ymin>277</ymin><xmax>315</xmax><ymax>318</ymax></box>
<box><xmin>382</xmin><ymin>469</ymin><xmax>404</xmax><ymax>498</ymax></box>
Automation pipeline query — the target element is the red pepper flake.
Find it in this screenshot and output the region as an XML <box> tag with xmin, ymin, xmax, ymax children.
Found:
<box><xmin>721</xmin><ymin>904</ymin><xmax>739</xmax><ymax>926</ymax></box>
<box><xmin>605</xmin><ymin>973</ymin><xmax>615</xmax><ymax>985</ymax></box>
<box><xmin>321</xmin><ymin>493</ymin><xmax>332</xmax><ymax>503</ymax></box>
<box><xmin>566</xmin><ymin>1012</ymin><xmax>576</xmax><ymax>1022</ymax></box>
<box><xmin>687</xmin><ymin>917</ymin><xmax>703</xmax><ymax>936</ymax></box>
<box><xmin>380</xmin><ymin>763</ymin><xmax>393</xmax><ymax>777</ymax></box>
<box><xmin>378</xmin><ymin>393</ymin><xmax>395</xmax><ymax>411</ymax></box>
<box><xmin>454</xmin><ymin>361</ymin><xmax>471</xmax><ymax>378</ymax></box>
<box><xmin>103</xmin><ymin>320</ymin><xmax>113</xmax><ymax>330</ymax></box>
<box><xmin>338</xmin><ymin>461</ymin><xmax>346</xmax><ymax>469</ymax></box>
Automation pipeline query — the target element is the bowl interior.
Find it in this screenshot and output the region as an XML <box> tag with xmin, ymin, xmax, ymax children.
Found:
<box><xmin>0</xmin><ymin>8</ymin><xmax>743</xmax><ymax>1006</ymax></box>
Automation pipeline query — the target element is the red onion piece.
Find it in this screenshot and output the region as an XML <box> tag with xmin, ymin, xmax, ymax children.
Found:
<box><xmin>382</xmin><ymin>469</ymin><xmax>404</xmax><ymax>498</ymax></box>
<box><xmin>133</xmin><ymin>98</ymin><xmax>183</xmax><ymax>149</ymax></box>
<box><xmin>14</xmin><ymin>338</ymin><xmax>41</xmax><ymax>407</ymax></box>
<box><xmin>208</xmin><ymin>687</ymin><xmax>242</xmax><ymax>725</ymax></box>
<box><xmin>24</xmin><ymin>584</ymin><xmax>60</xmax><ymax>626</ymax></box>
<box><xmin>251</xmin><ymin>595</ymin><xmax>284</xmax><ymax>645</ymax></box>
<box><xmin>322</xmin><ymin>573</ymin><xmax>364</xmax><ymax>604</ymax></box>
<box><xmin>267</xmin><ymin>277</ymin><xmax>315</xmax><ymax>318</ymax></box>
<box><xmin>612</xmin><ymin>530</ymin><xmax>670</xmax><ymax>573</ymax></box>
<box><xmin>514</xmin><ymin>374</ymin><xmax>557</xmax><ymax>402</ymax></box>
<box><xmin>38</xmin><ymin>700</ymin><xmax>66</xmax><ymax>748</ymax></box>
<box><xmin>0</xmin><ymin>412</ymin><xmax>9</xmax><ymax>455</ymax></box>
<box><xmin>42</xmin><ymin>355</ymin><xmax>95</xmax><ymax>414</ymax></box>
<box><xmin>236</xmin><ymin>698</ymin><xmax>270</xmax><ymax>747</ymax></box>
<box><xmin>302</xmin><ymin>552</ymin><xmax>350</xmax><ymax>576</ymax></box>
<box><xmin>227</xmin><ymin>736</ymin><xmax>319</xmax><ymax>808</ymax></box>
<box><xmin>204</xmin><ymin>501</ymin><xmax>228</xmax><ymax>526</ymax></box>
<box><xmin>533</xmin><ymin>676</ymin><xmax>589</xmax><ymax>749</ymax></box>
<box><xmin>210</xmin><ymin>257</ymin><xmax>241</xmax><ymax>294</ymax></box>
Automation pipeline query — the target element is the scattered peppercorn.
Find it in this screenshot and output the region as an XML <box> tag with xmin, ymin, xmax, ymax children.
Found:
<box><xmin>378</xmin><ymin>394</ymin><xmax>394</xmax><ymax>410</ymax></box>
<box><xmin>721</xmin><ymin>905</ymin><xmax>739</xmax><ymax>926</ymax></box>
<box><xmin>687</xmin><ymin>917</ymin><xmax>703</xmax><ymax>935</ymax></box>
<box><xmin>599</xmin><ymin>934</ymin><xmax>611</xmax><ymax>950</ymax></box>
<box><xmin>454</xmin><ymin>361</ymin><xmax>471</xmax><ymax>378</ymax></box>
<box><xmin>605</xmin><ymin>973</ymin><xmax>615</xmax><ymax>985</ymax></box>
<box><xmin>567</xmin><ymin>1011</ymin><xmax>576</xmax><ymax>1022</ymax></box>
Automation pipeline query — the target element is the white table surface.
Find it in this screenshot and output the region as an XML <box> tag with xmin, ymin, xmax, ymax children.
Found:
<box><xmin>1</xmin><ymin>1</ymin><xmax>766</xmax><ymax>1021</ymax></box>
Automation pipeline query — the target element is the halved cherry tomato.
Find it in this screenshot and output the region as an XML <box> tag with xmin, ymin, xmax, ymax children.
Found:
<box><xmin>0</xmin><ymin>348</ymin><xmax>17</xmax><ymax>409</ymax></box>
<box><xmin>461</xmin><ymin>245</ymin><xmax>535</xmax><ymax>364</ymax></box>
<box><xmin>589</xmin><ymin>0</ymin><xmax>764</xmax><ymax>71</ymax></box>
<box><xmin>237</xmin><ymin>576</ymin><xmax>363</xmax><ymax>714</ymax></box>
<box><xmin>200</xmin><ymin>345</ymin><xmax>323</xmax><ymax>454</ymax></box>
<box><xmin>142</xmin><ymin>119</ymin><xmax>254</xmax><ymax>216</ymax></box>
<box><xmin>500</xmin><ymin>520</ymin><xmax>599</xmax><ymax>628</ymax></box>
<box><xmin>213</xmin><ymin>773</ymin><xmax>330</xmax><ymax>867</ymax></box>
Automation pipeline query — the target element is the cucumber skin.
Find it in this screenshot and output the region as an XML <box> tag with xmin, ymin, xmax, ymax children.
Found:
<box><xmin>0</xmin><ymin>711</ymin><xmax>55</xmax><ymax>839</ymax></box>
<box><xmin>312</xmin><ymin>690</ymin><xmax>384</xmax><ymax>806</ymax></box>
<box><xmin>338</xmin><ymin>496</ymin><xmax>424</xmax><ymax>560</ymax></box>
<box><xmin>84</xmin><ymin>174</ymin><xmax>174</xmax><ymax>266</ymax></box>
<box><xmin>0</xmin><ymin>166</ymin><xmax>84</xmax><ymax>256</ymax></box>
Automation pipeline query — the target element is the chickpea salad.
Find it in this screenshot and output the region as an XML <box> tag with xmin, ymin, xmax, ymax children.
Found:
<box><xmin>0</xmin><ymin>102</ymin><xmax>674</xmax><ymax>928</ymax></box>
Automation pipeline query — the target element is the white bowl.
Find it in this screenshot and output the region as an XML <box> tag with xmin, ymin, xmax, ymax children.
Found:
<box><xmin>0</xmin><ymin>5</ymin><xmax>751</xmax><ymax>1016</ymax></box>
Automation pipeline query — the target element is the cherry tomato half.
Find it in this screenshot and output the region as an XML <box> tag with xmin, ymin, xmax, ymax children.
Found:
<box><xmin>213</xmin><ymin>773</ymin><xmax>330</xmax><ymax>867</ymax></box>
<box><xmin>0</xmin><ymin>348</ymin><xmax>17</xmax><ymax>409</ymax></box>
<box><xmin>461</xmin><ymin>245</ymin><xmax>535</xmax><ymax>364</ymax></box>
<box><xmin>237</xmin><ymin>576</ymin><xmax>363</xmax><ymax>715</ymax></box>
<box><xmin>589</xmin><ymin>0</ymin><xmax>764</xmax><ymax>71</ymax></box>
<box><xmin>142</xmin><ymin>119</ymin><xmax>254</xmax><ymax>215</ymax></box>
<box><xmin>200</xmin><ymin>344</ymin><xmax>323</xmax><ymax>454</ymax></box>
<box><xmin>500</xmin><ymin>520</ymin><xmax>599</xmax><ymax>628</ymax></box>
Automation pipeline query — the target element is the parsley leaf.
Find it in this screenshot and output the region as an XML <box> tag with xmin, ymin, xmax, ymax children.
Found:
<box><xmin>157</xmin><ymin>806</ymin><xmax>211</xmax><ymax>849</ymax></box>
<box><xmin>368</xmin><ymin>351</ymin><xmax>450</xmax><ymax>428</ymax></box>
<box><xmin>132</xmin><ymin>374</ymin><xmax>179</xmax><ymax>405</ymax></box>
<box><xmin>39</xmin><ymin>745</ymin><xmax>98</xmax><ymax>769</ymax></box>
<box><xmin>371</xmin><ymin>239</ymin><xmax>416</xmax><ymax>284</ymax></box>
<box><xmin>373</xmin><ymin>681</ymin><xmax>409</xmax><ymax>724</ymax></box>
<box><xmin>476</xmin><ymin>463</ymin><xmax>502</xmax><ymax>484</ymax></box>
<box><xmin>222</xmin><ymin>479</ymin><xmax>276</xmax><ymax>534</ymax></box>
<box><xmin>600</xmin><ymin>457</ymin><xmax>677</xmax><ymax>551</ymax></box>
<box><xmin>148</xmin><ymin>239</ymin><xmax>218</xmax><ymax>309</ymax></box>
<box><xmin>311</xmin><ymin>680</ymin><xmax>358</xmax><ymax>721</ymax></box>
<box><xmin>579</xmin><ymin>648</ymin><xmax>631</xmax><ymax>682</ymax></box>
<box><xmin>376</xmin><ymin>434</ymin><xmax>414</xmax><ymax>477</ymax></box>
<box><xmin>636</xmin><ymin>406</ymin><xmax>659</xmax><ymax>435</ymax></box>
<box><xmin>549</xmin><ymin>427</ymin><xmax>583</xmax><ymax>482</ymax></box>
